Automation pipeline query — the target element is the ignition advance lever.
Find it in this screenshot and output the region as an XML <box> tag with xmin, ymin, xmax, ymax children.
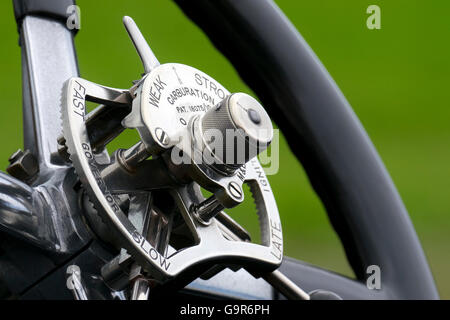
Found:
<box><xmin>60</xmin><ymin>16</ymin><xmax>310</xmax><ymax>300</ymax></box>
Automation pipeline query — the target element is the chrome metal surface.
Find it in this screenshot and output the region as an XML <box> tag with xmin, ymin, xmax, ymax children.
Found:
<box><xmin>131</xmin><ymin>278</ymin><xmax>150</xmax><ymax>300</ymax></box>
<box><xmin>0</xmin><ymin>171</ymin><xmax>43</xmax><ymax>244</ymax></box>
<box><xmin>21</xmin><ymin>17</ymin><xmax>79</xmax><ymax>174</ymax></box>
<box><xmin>101</xmin><ymin>249</ymin><xmax>133</xmax><ymax>291</ymax></box>
<box><xmin>263</xmin><ymin>270</ymin><xmax>310</xmax><ymax>300</ymax></box>
<box><xmin>0</xmin><ymin>169</ymin><xmax>90</xmax><ymax>254</ymax></box>
<box><xmin>128</xmin><ymin>193</ymin><xmax>170</xmax><ymax>300</ymax></box>
<box><xmin>118</xmin><ymin>141</ymin><xmax>151</xmax><ymax>171</ymax></box>
<box><xmin>191</xmin><ymin>195</ymin><xmax>224</xmax><ymax>223</ymax></box>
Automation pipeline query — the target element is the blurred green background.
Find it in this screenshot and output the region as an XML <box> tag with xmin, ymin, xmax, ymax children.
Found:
<box><xmin>1</xmin><ymin>0</ymin><xmax>449</xmax><ymax>298</ymax></box>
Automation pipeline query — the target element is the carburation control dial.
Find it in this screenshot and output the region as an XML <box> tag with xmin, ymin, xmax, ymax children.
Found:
<box><xmin>199</xmin><ymin>93</ymin><xmax>273</xmax><ymax>173</ymax></box>
<box><xmin>122</xmin><ymin>63</ymin><xmax>230</xmax><ymax>153</ymax></box>
<box><xmin>123</xmin><ymin>63</ymin><xmax>273</xmax><ymax>173</ymax></box>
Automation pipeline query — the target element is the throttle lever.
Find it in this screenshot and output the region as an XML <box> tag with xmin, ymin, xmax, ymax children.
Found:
<box><xmin>123</xmin><ymin>16</ymin><xmax>160</xmax><ymax>74</ymax></box>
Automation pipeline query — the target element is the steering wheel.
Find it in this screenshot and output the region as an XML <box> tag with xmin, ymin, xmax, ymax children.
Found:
<box><xmin>172</xmin><ymin>0</ymin><xmax>438</xmax><ymax>299</ymax></box>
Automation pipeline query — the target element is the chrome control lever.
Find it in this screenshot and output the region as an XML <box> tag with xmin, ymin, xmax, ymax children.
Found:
<box><xmin>123</xmin><ymin>16</ymin><xmax>160</xmax><ymax>74</ymax></box>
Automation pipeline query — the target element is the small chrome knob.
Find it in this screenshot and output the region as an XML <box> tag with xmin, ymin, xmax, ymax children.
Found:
<box><xmin>200</xmin><ymin>93</ymin><xmax>273</xmax><ymax>173</ymax></box>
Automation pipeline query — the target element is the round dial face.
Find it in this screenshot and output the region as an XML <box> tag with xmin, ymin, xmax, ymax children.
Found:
<box><xmin>139</xmin><ymin>63</ymin><xmax>230</xmax><ymax>149</ymax></box>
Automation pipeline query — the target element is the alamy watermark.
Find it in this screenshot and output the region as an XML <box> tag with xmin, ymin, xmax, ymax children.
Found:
<box><xmin>66</xmin><ymin>5</ymin><xmax>81</xmax><ymax>30</ymax></box>
<box><xmin>66</xmin><ymin>264</ymin><xmax>82</xmax><ymax>291</ymax></box>
<box><xmin>366</xmin><ymin>264</ymin><xmax>381</xmax><ymax>290</ymax></box>
<box><xmin>66</xmin><ymin>265</ymin><xmax>88</xmax><ymax>299</ymax></box>
<box><xmin>168</xmin><ymin>127</ymin><xmax>280</xmax><ymax>175</ymax></box>
<box><xmin>366</xmin><ymin>5</ymin><xmax>381</xmax><ymax>30</ymax></box>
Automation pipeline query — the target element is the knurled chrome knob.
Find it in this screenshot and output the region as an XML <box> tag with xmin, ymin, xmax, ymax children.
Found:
<box><xmin>200</xmin><ymin>93</ymin><xmax>273</xmax><ymax>173</ymax></box>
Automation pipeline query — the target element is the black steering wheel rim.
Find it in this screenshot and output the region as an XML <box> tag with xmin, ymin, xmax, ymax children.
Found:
<box><xmin>174</xmin><ymin>0</ymin><xmax>438</xmax><ymax>299</ymax></box>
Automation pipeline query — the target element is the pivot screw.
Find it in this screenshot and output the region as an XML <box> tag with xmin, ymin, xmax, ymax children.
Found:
<box><xmin>155</xmin><ymin>127</ymin><xmax>169</xmax><ymax>146</ymax></box>
<box><xmin>228</xmin><ymin>181</ymin><xmax>243</xmax><ymax>200</ymax></box>
<box><xmin>248</xmin><ymin>108</ymin><xmax>261</xmax><ymax>124</ymax></box>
